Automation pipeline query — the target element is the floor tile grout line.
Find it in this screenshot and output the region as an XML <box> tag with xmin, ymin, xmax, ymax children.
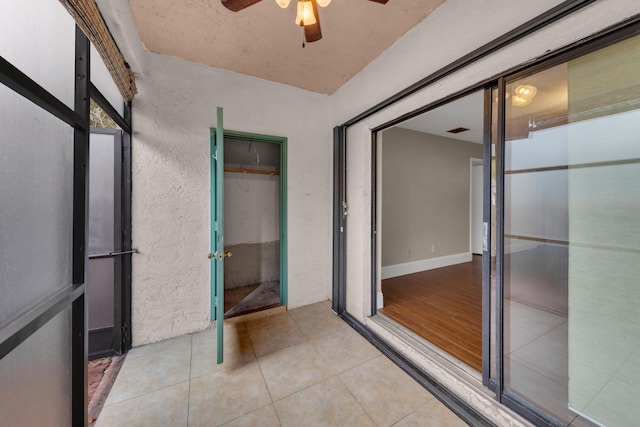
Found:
<box><xmin>336</xmin><ymin>354</ymin><xmax>437</xmax><ymax>427</ymax></box>
<box><xmin>105</xmin><ymin>378</ymin><xmax>192</xmax><ymax>408</ymax></box>
<box><xmin>335</xmin><ymin>371</ymin><xmax>380</xmax><ymax>427</ymax></box>
<box><xmin>508</xmin><ymin>320</ymin><xmax>570</xmax><ymax>389</ymax></box>
<box><xmin>255</xmin><ymin>343</ymin><xmax>278</xmax><ymax>405</ymax></box>
<box><xmin>308</xmin><ymin>332</ymin><xmax>382</xmax><ymax>377</ymax></box>
<box><xmin>220</xmin><ymin>403</ymin><xmax>280</xmax><ymax>427</ymax></box>
<box><xmin>258</xmin><ymin>318</ymin><xmax>374</xmax><ymax>406</ymax></box>
<box><xmin>257</xmin><ymin>339</ymin><xmax>334</xmax><ymax>403</ymax></box>
<box><xmin>124</xmin><ymin>336</ymin><xmax>193</xmax><ymax>361</ymax></box>
<box><xmin>389</xmin><ymin>400</ymin><xmax>432</xmax><ymax>427</ymax></box>
<box><xmin>245</xmin><ymin>317</ymin><xmax>286</xmax><ymax>426</ymax></box>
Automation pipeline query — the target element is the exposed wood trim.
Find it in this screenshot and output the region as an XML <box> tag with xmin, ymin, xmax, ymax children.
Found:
<box><xmin>60</xmin><ymin>0</ymin><xmax>137</xmax><ymax>100</ymax></box>
<box><xmin>224</xmin><ymin>167</ymin><xmax>279</xmax><ymax>175</ymax></box>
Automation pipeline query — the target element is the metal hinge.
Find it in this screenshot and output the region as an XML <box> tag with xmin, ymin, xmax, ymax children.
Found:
<box><xmin>121</xmin><ymin>323</ymin><xmax>130</xmax><ymax>347</ymax></box>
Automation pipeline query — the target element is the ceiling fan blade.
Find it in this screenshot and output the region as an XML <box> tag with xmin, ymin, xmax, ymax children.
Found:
<box><xmin>367</xmin><ymin>0</ymin><xmax>389</xmax><ymax>3</ymax></box>
<box><xmin>221</xmin><ymin>0</ymin><xmax>263</xmax><ymax>12</ymax></box>
<box><xmin>304</xmin><ymin>0</ymin><xmax>322</xmax><ymax>43</ymax></box>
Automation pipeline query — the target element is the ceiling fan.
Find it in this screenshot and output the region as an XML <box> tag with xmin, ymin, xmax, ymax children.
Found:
<box><xmin>221</xmin><ymin>0</ymin><xmax>389</xmax><ymax>44</ymax></box>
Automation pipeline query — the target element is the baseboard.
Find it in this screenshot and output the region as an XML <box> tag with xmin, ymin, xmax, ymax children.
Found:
<box><xmin>505</xmin><ymin>239</ymin><xmax>541</xmax><ymax>254</ymax></box>
<box><xmin>381</xmin><ymin>252</ymin><xmax>472</xmax><ymax>280</ymax></box>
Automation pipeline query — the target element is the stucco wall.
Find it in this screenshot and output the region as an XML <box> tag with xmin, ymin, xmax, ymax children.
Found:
<box><xmin>129</xmin><ymin>53</ymin><xmax>331</xmax><ymax>345</ymax></box>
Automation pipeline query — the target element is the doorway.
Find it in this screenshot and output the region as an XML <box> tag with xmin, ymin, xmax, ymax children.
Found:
<box><xmin>222</xmin><ymin>137</ymin><xmax>285</xmax><ymax>318</ymax></box>
<box><xmin>376</xmin><ymin>90</ymin><xmax>487</xmax><ymax>372</ymax></box>
<box><xmin>87</xmin><ymin>127</ymin><xmax>133</xmax><ymax>359</ymax></box>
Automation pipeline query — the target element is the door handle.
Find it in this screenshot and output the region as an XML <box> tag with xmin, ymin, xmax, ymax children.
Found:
<box><xmin>89</xmin><ymin>249</ymin><xmax>138</xmax><ymax>259</ymax></box>
<box><xmin>208</xmin><ymin>251</ymin><xmax>233</xmax><ymax>260</ymax></box>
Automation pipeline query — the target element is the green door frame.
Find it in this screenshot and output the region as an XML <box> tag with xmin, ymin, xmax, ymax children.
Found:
<box><xmin>209</xmin><ymin>128</ymin><xmax>289</xmax><ymax>314</ymax></box>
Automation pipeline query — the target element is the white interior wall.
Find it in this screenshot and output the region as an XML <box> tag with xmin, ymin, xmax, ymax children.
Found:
<box><xmin>331</xmin><ymin>0</ymin><xmax>639</xmax><ymax>322</ymax></box>
<box><xmin>224</xmin><ymin>173</ymin><xmax>279</xmax><ymax>246</ymax></box>
<box><xmin>127</xmin><ymin>52</ymin><xmax>331</xmax><ymax>345</ymax></box>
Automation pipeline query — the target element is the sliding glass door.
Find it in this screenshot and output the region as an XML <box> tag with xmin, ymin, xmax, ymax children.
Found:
<box><xmin>501</xmin><ymin>33</ymin><xmax>640</xmax><ymax>426</ymax></box>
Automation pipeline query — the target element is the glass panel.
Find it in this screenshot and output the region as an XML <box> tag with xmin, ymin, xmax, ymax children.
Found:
<box><xmin>503</xmin><ymin>34</ymin><xmax>640</xmax><ymax>426</ymax></box>
<box><xmin>567</xmin><ymin>35</ymin><xmax>640</xmax><ymax>427</ymax></box>
<box><xmin>379</xmin><ymin>91</ymin><xmax>485</xmax><ymax>372</ymax></box>
<box><xmin>0</xmin><ymin>85</ymin><xmax>74</xmax><ymax>328</ymax></box>
<box><xmin>490</xmin><ymin>87</ymin><xmax>498</xmax><ymax>381</ymax></box>
<box><xmin>91</xmin><ymin>44</ymin><xmax>125</xmax><ymax>117</ymax></box>
<box><xmin>88</xmin><ymin>133</ymin><xmax>116</xmax><ymax>254</ymax></box>
<box><xmin>88</xmin><ymin>258</ymin><xmax>115</xmax><ymax>330</ymax></box>
<box><xmin>0</xmin><ymin>0</ymin><xmax>76</xmax><ymax>108</ymax></box>
<box><xmin>0</xmin><ymin>308</ymin><xmax>72</xmax><ymax>426</ymax></box>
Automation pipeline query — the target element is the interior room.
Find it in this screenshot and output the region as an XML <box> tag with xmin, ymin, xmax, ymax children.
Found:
<box><xmin>223</xmin><ymin>138</ymin><xmax>283</xmax><ymax>318</ymax></box>
<box><xmin>377</xmin><ymin>91</ymin><xmax>485</xmax><ymax>371</ymax></box>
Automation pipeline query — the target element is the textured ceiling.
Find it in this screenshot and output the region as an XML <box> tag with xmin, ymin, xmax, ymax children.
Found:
<box><xmin>128</xmin><ymin>0</ymin><xmax>445</xmax><ymax>94</ymax></box>
<box><xmin>398</xmin><ymin>90</ymin><xmax>485</xmax><ymax>144</ymax></box>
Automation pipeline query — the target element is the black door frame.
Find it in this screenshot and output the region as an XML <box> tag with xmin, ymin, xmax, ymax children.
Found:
<box><xmin>0</xmin><ymin>26</ymin><xmax>132</xmax><ymax>426</ymax></box>
<box><xmin>332</xmin><ymin>5</ymin><xmax>640</xmax><ymax>427</ymax></box>
<box><xmin>87</xmin><ymin>126</ymin><xmax>133</xmax><ymax>358</ymax></box>
<box><xmin>90</xmin><ymin>81</ymin><xmax>133</xmax><ymax>357</ymax></box>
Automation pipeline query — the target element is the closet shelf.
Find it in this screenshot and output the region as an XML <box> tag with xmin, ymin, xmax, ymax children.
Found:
<box><xmin>224</xmin><ymin>167</ymin><xmax>280</xmax><ymax>176</ymax></box>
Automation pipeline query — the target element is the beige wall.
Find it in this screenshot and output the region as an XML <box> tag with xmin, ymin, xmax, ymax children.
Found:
<box><xmin>381</xmin><ymin>127</ymin><xmax>482</xmax><ymax>267</ymax></box>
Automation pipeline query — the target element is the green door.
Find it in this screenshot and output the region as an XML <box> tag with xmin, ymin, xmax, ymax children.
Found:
<box><xmin>210</xmin><ymin>107</ymin><xmax>225</xmax><ymax>364</ymax></box>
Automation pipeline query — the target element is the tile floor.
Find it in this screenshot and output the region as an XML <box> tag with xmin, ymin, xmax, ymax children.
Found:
<box><xmin>95</xmin><ymin>300</ymin><xmax>467</xmax><ymax>427</ymax></box>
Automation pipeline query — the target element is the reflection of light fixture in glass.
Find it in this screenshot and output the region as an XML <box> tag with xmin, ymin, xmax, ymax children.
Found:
<box><xmin>275</xmin><ymin>0</ymin><xmax>291</xmax><ymax>8</ymax></box>
<box><xmin>295</xmin><ymin>0</ymin><xmax>316</xmax><ymax>26</ymax></box>
<box><xmin>512</xmin><ymin>84</ymin><xmax>538</xmax><ymax>107</ymax></box>
<box><xmin>317</xmin><ymin>0</ymin><xmax>331</xmax><ymax>6</ymax></box>
<box><xmin>494</xmin><ymin>93</ymin><xmax>510</xmax><ymax>103</ymax></box>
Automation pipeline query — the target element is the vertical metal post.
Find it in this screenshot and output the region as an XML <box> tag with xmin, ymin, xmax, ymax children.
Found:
<box><xmin>332</xmin><ymin>125</ymin><xmax>347</xmax><ymax>314</ymax></box>
<box><xmin>279</xmin><ymin>138</ymin><xmax>289</xmax><ymax>305</ymax></box>
<box><xmin>72</xmin><ymin>25</ymin><xmax>90</xmax><ymax>427</ymax></box>
<box><xmin>495</xmin><ymin>77</ymin><xmax>507</xmax><ymax>403</ymax></box>
<box><xmin>121</xmin><ymin>101</ymin><xmax>133</xmax><ymax>352</ymax></box>
<box><xmin>112</xmin><ymin>131</ymin><xmax>124</xmax><ymax>355</ymax></box>
<box><xmin>481</xmin><ymin>87</ymin><xmax>493</xmax><ymax>387</ymax></box>
<box><xmin>370</xmin><ymin>131</ymin><xmax>378</xmax><ymax>316</ymax></box>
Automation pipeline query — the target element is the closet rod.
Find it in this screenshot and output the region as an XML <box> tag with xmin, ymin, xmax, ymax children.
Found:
<box><xmin>224</xmin><ymin>167</ymin><xmax>280</xmax><ymax>176</ymax></box>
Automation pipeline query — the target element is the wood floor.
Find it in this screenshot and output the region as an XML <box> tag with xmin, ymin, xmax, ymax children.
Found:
<box><xmin>380</xmin><ymin>255</ymin><xmax>482</xmax><ymax>371</ymax></box>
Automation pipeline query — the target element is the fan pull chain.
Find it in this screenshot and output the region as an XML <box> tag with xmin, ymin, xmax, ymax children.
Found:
<box><xmin>302</xmin><ymin>26</ymin><xmax>306</xmax><ymax>48</ymax></box>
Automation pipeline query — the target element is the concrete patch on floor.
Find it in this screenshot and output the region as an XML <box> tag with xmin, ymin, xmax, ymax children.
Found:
<box><xmin>89</xmin><ymin>355</ymin><xmax>125</xmax><ymax>425</ymax></box>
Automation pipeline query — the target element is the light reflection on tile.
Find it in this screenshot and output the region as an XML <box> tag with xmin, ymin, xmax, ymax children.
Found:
<box><xmin>93</xmin><ymin>301</ymin><xmax>466</xmax><ymax>427</ymax></box>
<box><xmin>274</xmin><ymin>377</ymin><xmax>375</xmax><ymax>427</ymax></box>
<box><xmin>96</xmin><ymin>381</ymin><xmax>189</xmax><ymax>427</ymax></box>
<box><xmin>339</xmin><ymin>355</ymin><xmax>433</xmax><ymax>426</ymax></box>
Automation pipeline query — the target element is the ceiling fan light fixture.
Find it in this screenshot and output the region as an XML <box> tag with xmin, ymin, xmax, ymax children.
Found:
<box><xmin>295</xmin><ymin>0</ymin><xmax>316</xmax><ymax>26</ymax></box>
<box><xmin>275</xmin><ymin>0</ymin><xmax>291</xmax><ymax>8</ymax></box>
<box><xmin>512</xmin><ymin>84</ymin><xmax>537</xmax><ymax>107</ymax></box>
<box><xmin>317</xmin><ymin>0</ymin><xmax>332</xmax><ymax>7</ymax></box>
